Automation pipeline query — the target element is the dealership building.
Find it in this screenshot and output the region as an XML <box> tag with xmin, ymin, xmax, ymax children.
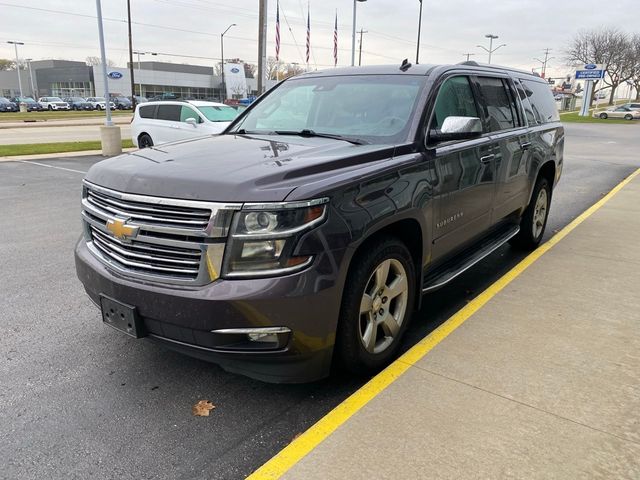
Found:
<box><xmin>0</xmin><ymin>59</ymin><xmax>274</xmax><ymax>100</ymax></box>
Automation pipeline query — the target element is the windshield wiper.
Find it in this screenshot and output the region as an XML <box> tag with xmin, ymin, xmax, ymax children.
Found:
<box><xmin>274</xmin><ymin>129</ymin><xmax>368</xmax><ymax>145</ymax></box>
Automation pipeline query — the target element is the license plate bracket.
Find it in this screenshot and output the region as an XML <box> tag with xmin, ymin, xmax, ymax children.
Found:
<box><xmin>100</xmin><ymin>295</ymin><xmax>145</xmax><ymax>338</ymax></box>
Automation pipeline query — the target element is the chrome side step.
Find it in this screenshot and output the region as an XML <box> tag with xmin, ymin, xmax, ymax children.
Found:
<box><xmin>422</xmin><ymin>225</ymin><xmax>520</xmax><ymax>293</ymax></box>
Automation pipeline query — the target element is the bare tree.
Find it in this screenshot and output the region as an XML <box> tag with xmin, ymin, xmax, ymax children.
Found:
<box><xmin>281</xmin><ymin>63</ymin><xmax>305</xmax><ymax>79</ymax></box>
<box><xmin>628</xmin><ymin>33</ymin><xmax>640</xmax><ymax>101</ymax></box>
<box><xmin>86</xmin><ymin>56</ymin><xmax>116</xmax><ymax>67</ymax></box>
<box><xmin>565</xmin><ymin>28</ymin><xmax>635</xmax><ymax>105</ymax></box>
<box><xmin>266</xmin><ymin>56</ymin><xmax>284</xmax><ymax>80</ymax></box>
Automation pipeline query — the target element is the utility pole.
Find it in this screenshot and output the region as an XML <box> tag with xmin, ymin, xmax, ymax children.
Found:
<box><xmin>416</xmin><ymin>0</ymin><xmax>423</xmax><ymax>64</ymax></box>
<box><xmin>7</xmin><ymin>41</ymin><xmax>24</xmax><ymax>98</ymax></box>
<box><xmin>351</xmin><ymin>0</ymin><xmax>367</xmax><ymax>66</ymax></box>
<box><xmin>257</xmin><ymin>0</ymin><xmax>268</xmax><ymax>95</ymax></box>
<box><xmin>126</xmin><ymin>0</ymin><xmax>136</xmax><ymax>108</ymax></box>
<box><xmin>358</xmin><ymin>29</ymin><xmax>368</xmax><ymax>66</ymax></box>
<box><xmin>462</xmin><ymin>53</ymin><xmax>475</xmax><ymax>62</ymax></box>
<box><xmin>534</xmin><ymin>48</ymin><xmax>553</xmax><ymax>78</ymax></box>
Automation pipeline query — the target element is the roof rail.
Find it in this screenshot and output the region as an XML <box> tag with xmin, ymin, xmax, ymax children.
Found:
<box><xmin>458</xmin><ymin>60</ymin><xmax>479</xmax><ymax>66</ymax></box>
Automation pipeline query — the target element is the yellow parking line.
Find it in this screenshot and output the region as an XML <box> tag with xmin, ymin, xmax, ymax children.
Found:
<box><xmin>247</xmin><ymin>167</ymin><xmax>640</xmax><ymax>480</ymax></box>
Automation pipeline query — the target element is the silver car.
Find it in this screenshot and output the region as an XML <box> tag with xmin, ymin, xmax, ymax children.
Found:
<box><xmin>593</xmin><ymin>106</ymin><xmax>640</xmax><ymax>120</ymax></box>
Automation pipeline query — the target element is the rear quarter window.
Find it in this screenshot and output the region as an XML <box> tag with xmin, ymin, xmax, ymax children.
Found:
<box><xmin>138</xmin><ymin>105</ymin><xmax>155</xmax><ymax>119</ymax></box>
<box><xmin>520</xmin><ymin>79</ymin><xmax>560</xmax><ymax>124</ymax></box>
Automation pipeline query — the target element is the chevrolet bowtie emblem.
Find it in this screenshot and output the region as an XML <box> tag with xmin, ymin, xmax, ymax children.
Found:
<box><xmin>106</xmin><ymin>218</ymin><xmax>139</xmax><ymax>241</ymax></box>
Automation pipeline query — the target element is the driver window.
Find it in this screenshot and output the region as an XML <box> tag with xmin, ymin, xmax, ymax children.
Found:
<box><xmin>431</xmin><ymin>76</ymin><xmax>478</xmax><ymax>130</ymax></box>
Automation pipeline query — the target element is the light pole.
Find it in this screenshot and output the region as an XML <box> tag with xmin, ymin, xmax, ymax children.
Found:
<box><xmin>351</xmin><ymin>0</ymin><xmax>367</xmax><ymax>66</ymax></box>
<box><xmin>476</xmin><ymin>34</ymin><xmax>506</xmax><ymax>64</ymax></box>
<box><xmin>416</xmin><ymin>0</ymin><xmax>423</xmax><ymax>64</ymax></box>
<box><xmin>126</xmin><ymin>0</ymin><xmax>136</xmax><ymax>108</ymax></box>
<box><xmin>7</xmin><ymin>41</ymin><xmax>24</xmax><ymax>98</ymax></box>
<box><xmin>133</xmin><ymin>51</ymin><xmax>157</xmax><ymax>98</ymax></box>
<box><xmin>220</xmin><ymin>23</ymin><xmax>236</xmax><ymax>102</ymax></box>
<box><xmin>25</xmin><ymin>58</ymin><xmax>36</xmax><ymax>97</ymax></box>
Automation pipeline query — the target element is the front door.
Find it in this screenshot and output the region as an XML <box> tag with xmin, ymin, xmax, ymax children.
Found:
<box><xmin>427</xmin><ymin>75</ymin><xmax>496</xmax><ymax>261</ymax></box>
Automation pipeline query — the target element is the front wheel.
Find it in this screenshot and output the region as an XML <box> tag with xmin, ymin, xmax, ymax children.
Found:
<box><xmin>336</xmin><ymin>237</ymin><xmax>415</xmax><ymax>375</ymax></box>
<box><xmin>510</xmin><ymin>176</ymin><xmax>551</xmax><ymax>250</ymax></box>
<box><xmin>48</xmin><ymin>105</ymin><xmax>53</xmax><ymax>111</ymax></box>
<box><xmin>624</xmin><ymin>114</ymin><xmax>633</xmax><ymax>120</ymax></box>
<box><xmin>599</xmin><ymin>113</ymin><xmax>608</xmax><ymax>119</ymax></box>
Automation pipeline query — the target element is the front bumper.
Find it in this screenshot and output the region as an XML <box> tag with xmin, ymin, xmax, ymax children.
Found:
<box><xmin>75</xmin><ymin>238</ymin><xmax>343</xmax><ymax>383</ymax></box>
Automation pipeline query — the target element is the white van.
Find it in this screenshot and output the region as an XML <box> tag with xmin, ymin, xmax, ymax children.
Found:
<box><xmin>131</xmin><ymin>100</ymin><xmax>239</xmax><ymax>148</ymax></box>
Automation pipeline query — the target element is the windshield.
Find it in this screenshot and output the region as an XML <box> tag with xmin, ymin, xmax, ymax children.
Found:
<box><xmin>230</xmin><ymin>74</ymin><xmax>426</xmax><ymax>144</ymax></box>
<box><xmin>71</xmin><ymin>97</ymin><xmax>85</xmax><ymax>102</ymax></box>
<box><xmin>94</xmin><ymin>97</ymin><xmax>106</xmax><ymax>102</ymax></box>
<box><xmin>50</xmin><ymin>97</ymin><xmax>63</xmax><ymax>102</ymax></box>
<box><xmin>197</xmin><ymin>105</ymin><xmax>239</xmax><ymax>122</ymax></box>
<box><xmin>0</xmin><ymin>98</ymin><xmax>9</xmax><ymax>103</ymax></box>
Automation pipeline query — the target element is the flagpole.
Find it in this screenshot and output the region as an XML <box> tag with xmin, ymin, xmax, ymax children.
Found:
<box><xmin>275</xmin><ymin>0</ymin><xmax>280</xmax><ymax>81</ymax></box>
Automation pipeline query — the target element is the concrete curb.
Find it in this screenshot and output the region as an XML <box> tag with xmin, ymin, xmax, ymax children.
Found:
<box><xmin>0</xmin><ymin>147</ymin><xmax>137</xmax><ymax>162</ymax></box>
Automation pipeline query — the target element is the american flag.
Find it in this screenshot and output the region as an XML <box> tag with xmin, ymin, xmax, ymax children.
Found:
<box><xmin>305</xmin><ymin>7</ymin><xmax>310</xmax><ymax>65</ymax></box>
<box><xmin>333</xmin><ymin>11</ymin><xmax>338</xmax><ymax>67</ymax></box>
<box><xmin>275</xmin><ymin>0</ymin><xmax>280</xmax><ymax>62</ymax></box>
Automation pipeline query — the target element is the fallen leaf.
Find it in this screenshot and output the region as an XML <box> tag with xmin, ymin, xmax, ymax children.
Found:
<box><xmin>192</xmin><ymin>400</ymin><xmax>216</xmax><ymax>417</ymax></box>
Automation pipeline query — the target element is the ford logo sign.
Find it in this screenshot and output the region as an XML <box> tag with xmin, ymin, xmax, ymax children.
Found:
<box><xmin>107</xmin><ymin>71</ymin><xmax>123</xmax><ymax>79</ymax></box>
<box><xmin>584</xmin><ymin>64</ymin><xmax>597</xmax><ymax>70</ymax></box>
<box><xmin>230</xmin><ymin>67</ymin><xmax>240</xmax><ymax>73</ymax></box>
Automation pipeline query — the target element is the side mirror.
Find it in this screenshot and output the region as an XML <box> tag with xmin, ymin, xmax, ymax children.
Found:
<box><xmin>185</xmin><ymin>117</ymin><xmax>198</xmax><ymax>127</ymax></box>
<box><xmin>429</xmin><ymin>116</ymin><xmax>482</xmax><ymax>143</ymax></box>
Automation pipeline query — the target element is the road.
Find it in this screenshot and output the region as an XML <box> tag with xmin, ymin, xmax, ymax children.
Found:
<box><xmin>0</xmin><ymin>124</ymin><xmax>132</xmax><ymax>145</ymax></box>
<box><xmin>1</xmin><ymin>122</ymin><xmax>638</xmax><ymax>480</ymax></box>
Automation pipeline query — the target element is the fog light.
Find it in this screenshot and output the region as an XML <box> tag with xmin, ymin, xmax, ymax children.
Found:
<box><xmin>210</xmin><ymin>326</ymin><xmax>292</xmax><ymax>349</ymax></box>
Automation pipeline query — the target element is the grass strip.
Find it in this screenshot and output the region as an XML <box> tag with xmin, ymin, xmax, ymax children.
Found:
<box><xmin>0</xmin><ymin>139</ymin><xmax>135</xmax><ymax>157</ymax></box>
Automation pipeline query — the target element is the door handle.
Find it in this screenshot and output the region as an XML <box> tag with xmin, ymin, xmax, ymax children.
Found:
<box><xmin>520</xmin><ymin>142</ymin><xmax>532</xmax><ymax>150</ymax></box>
<box><xmin>480</xmin><ymin>154</ymin><xmax>495</xmax><ymax>164</ymax></box>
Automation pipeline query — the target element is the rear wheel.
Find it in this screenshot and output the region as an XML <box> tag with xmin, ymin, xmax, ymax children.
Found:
<box><xmin>138</xmin><ymin>133</ymin><xmax>153</xmax><ymax>148</ymax></box>
<box><xmin>336</xmin><ymin>237</ymin><xmax>415</xmax><ymax>375</ymax></box>
<box><xmin>510</xmin><ymin>176</ymin><xmax>551</xmax><ymax>250</ymax></box>
<box><xmin>624</xmin><ymin>114</ymin><xmax>633</xmax><ymax>120</ymax></box>
<box><xmin>599</xmin><ymin>112</ymin><xmax>608</xmax><ymax>119</ymax></box>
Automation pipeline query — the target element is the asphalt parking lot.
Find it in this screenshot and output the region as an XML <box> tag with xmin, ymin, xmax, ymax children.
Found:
<box><xmin>1</xmin><ymin>122</ymin><xmax>638</xmax><ymax>480</ymax></box>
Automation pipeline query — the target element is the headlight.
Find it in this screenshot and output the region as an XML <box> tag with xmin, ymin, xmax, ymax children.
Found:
<box><xmin>222</xmin><ymin>198</ymin><xmax>328</xmax><ymax>278</ymax></box>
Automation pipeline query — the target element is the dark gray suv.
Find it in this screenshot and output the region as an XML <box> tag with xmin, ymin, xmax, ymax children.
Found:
<box><xmin>75</xmin><ymin>62</ymin><xmax>563</xmax><ymax>383</ymax></box>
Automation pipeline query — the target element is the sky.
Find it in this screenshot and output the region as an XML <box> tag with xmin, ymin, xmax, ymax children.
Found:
<box><xmin>0</xmin><ymin>0</ymin><xmax>637</xmax><ymax>80</ymax></box>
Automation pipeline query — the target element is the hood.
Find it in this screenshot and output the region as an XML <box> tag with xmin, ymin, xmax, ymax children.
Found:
<box><xmin>85</xmin><ymin>134</ymin><xmax>399</xmax><ymax>202</ymax></box>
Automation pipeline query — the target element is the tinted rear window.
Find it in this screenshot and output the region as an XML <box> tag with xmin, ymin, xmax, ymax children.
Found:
<box><xmin>475</xmin><ymin>77</ymin><xmax>517</xmax><ymax>131</ymax></box>
<box><xmin>156</xmin><ymin>104</ymin><xmax>181</xmax><ymax>121</ymax></box>
<box><xmin>138</xmin><ymin>105</ymin><xmax>155</xmax><ymax>118</ymax></box>
<box><xmin>520</xmin><ymin>79</ymin><xmax>560</xmax><ymax>124</ymax></box>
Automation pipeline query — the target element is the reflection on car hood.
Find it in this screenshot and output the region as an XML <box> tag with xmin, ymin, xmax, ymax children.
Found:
<box><xmin>85</xmin><ymin>134</ymin><xmax>399</xmax><ymax>202</ymax></box>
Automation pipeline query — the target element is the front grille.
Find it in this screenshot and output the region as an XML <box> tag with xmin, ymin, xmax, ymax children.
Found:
<box><xmin>81</xmin><ymin>181</ymin><xmax>242</xmax><ymax>285</ymax></box>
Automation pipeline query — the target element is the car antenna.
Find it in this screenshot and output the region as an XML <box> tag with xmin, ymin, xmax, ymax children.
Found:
<box><xmin>399</xmin><ymin>58</ymin><xmax>412</xmax><ymax>72</ymax></box>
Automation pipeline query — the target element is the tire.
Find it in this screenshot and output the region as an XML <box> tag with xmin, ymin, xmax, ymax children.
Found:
<box><xmin>599</xmin><ymin>113</ymin><xmax>608</xmax><ymax>119</ymax></box>
<box><xmin>138</xmin><ymin>133</ymin><xmax>154</xmax><ymax>148</ymax></box>
<box><xmin>336</xmin><ymin>237</ymin><xmax>416</xmax><ymax>375</ymax></box>
<box><xmin>48</xmin><ymin>105</ymin><xmax>52</xmax><ymax>111</ymax></box>
<box><xmin>510</xmin><ymin>176</ymin><xmax>551</xmax><ymax>250</ymax></box>
<box><xmin>624</xmin><ymin>114</ymin><xmax>633</xmax><ymax>120</ymax></box>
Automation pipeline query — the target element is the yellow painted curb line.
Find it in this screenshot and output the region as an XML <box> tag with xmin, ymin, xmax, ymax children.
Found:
<box><xmin>247</xmin><ymin>167</ymin><xmax>640</xmax><ymax>480</ymax></box>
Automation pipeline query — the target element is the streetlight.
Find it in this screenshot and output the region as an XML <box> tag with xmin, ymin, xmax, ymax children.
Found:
<box><xmin>476</xmin><ymin>34</ymin><xmax>506</xmax><ymax>64</ymax></box>
<box><xmin>25</xmin><ymin>58</ymin><xmax>36</xmax><ymax>97</ymax></box>
<box><xmin>416</xmin><ymin>0</ymin><xmax>423</xmax><ymax>64</ymax></box>
<box><xmin>351</xmin><ymin>0</ymin><xmax>367</xmax><ymax>66</ymax></box>
<box><xmin>132</xmin><ymin>51</ymin><xmax>157</xmax><ymax>97</ymax></box>
<box><xmin>7</xmin><ymin>41</ymin><xmax>24</xmax><ymax>98</ymax></box>
<box><xmin>220</xmin><ymin>23</ymin><xmax>236</xmax><ymax>102</ymax></box>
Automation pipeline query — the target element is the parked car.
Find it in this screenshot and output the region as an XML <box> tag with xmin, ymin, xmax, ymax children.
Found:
<box><xmin>595</xmin><ymin>91</ymin><xmax>608</xmax><ymax>100</ymax></box>
<box><xmin>131</xmin><ymin>100</ymin><xmax>239</xmax><ymax>147</ymax></box>
<box><xmin>64</xmin><ymin>97</ymin><xmax>94</xmax><ymax>111</ymax></box>
<box><xmin>10</xmin><ymin>97</ymin><xmax>44</xmax><ymax>111</ymax></box>
<box><xmin>593</xmin><ymin>106</ymin><xmax>640</xmax><ymax>120</ymax></box>
<box><xmin>0</xmin><ymin>97</ymin><xmax>18</xmax><ymax>112</ymax></box>
<box><xmin>111</xmin><ymin>96</ymin><xmax>133</xmax><ymax>110</ymax></box>
<box><xmin>38</xmin><ymin>97</ymin><xmax>71</xmax><ymax>111</ymax></box>
<box><xmin>148</xmin><ymin>93</ymin><xmax>180</xmax><ymax>101</ymax></box>
<box><xmin>620</xmin><ymin>102</ymin><xmax>640</xmax><ymax>111</ymax></box>
<box><xmin>76</xmin><ymin>62</ymin><xmax>563</xmax><ymax>383</ymax></box>
<box><xmin>131</xmin><ymin>95</ymin><xmax>148</xmax><ymax>104</ymax></box>
<box><xmin>86</xmin><ymin>97</ymin><xmax>116</xmax><ymax>110</ymax></box>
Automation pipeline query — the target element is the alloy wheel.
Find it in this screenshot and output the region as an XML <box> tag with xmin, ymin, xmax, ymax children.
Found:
<box><xmin>532</xmin><ymin>188</ymin><xmax>548</xmax><ymax>239</ymax></box>
<box><xmin>358</xmin><ymin>258</ymin><xmax>409</xmax><ymax>354</ymax></box>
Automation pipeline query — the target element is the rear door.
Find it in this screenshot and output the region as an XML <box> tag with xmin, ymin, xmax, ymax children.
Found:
<box><xmin>427</xmin><ymin>75</ymin><xmax>497</xmax><ymax>261</ymax></box>
<box><xmin>154</xmin><ymin>104</ymin><xmax>182</xmax><ymax>144</ymax></box>
<box><xmin>472</xmin><ymin>76</ymin><xmax>531</xmax><ymax>223</ymax></box>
